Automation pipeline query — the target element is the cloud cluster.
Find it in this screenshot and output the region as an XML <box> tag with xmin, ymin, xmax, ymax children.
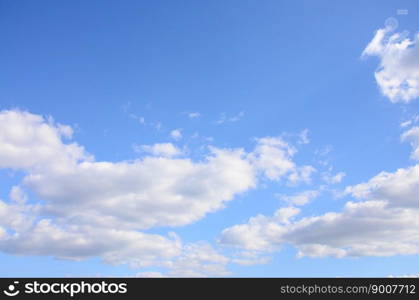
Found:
<box><xmin>401</xmin><ymin>126</ymin><xmax>419</xmax><ymax>160</ymax></box>
<box><xmin>220</xmin><ymin>196</ymin><xmax>419</xmax><ymax>258</ymax></box>
<box><xmin>363</xmin><ymin>19</ymin><xmax>419</xmax><ymax>102</ymax></box>
<box><xmin>134</xmin><ymin>143</ymin><xmax>183</xmax><ymax>158</ymax></box>
<box><xmin>220</xmin><ymin>154</ymin><xmax>419</xmax><ymax>258</ymax></box>
<box><xmin>220</xmin><ymin>121</ymin><xmax>419</xmax><ymax>258</ymax></box>
<box><xmin>220</xmin><ymin>20</ymin><xmax>419</xmax><ymax>261</ymax></box>
<box><xmin>249</xmin><ymin>137</ymin><xmax>315</xmax><ymax>184</ymax></box>
<box><xmin>279</xmin><ymin>190</ymin><xmax>320</xmax><ymax>206</ymax></box>
<box><xmin>0</xmin><ymin>109</ymin><xmax>314</xmax><ymax>274</ymax></box>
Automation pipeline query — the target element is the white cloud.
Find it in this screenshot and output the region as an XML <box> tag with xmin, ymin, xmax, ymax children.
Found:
<box><xmin>0</xmin><ymin>110</ymin><xmax>91</xmax><ymax>172</ymax></box>
<box><xmin>129</xmin><ymin>114</ymin><xmax>145</xmax><ymax>125</ymax></box>
<box><xmin>221</xmin><ymin>137</ymin><xmax>419</xmax><ymax>258</ymax></box>
<box><xmin>279</xmin><ymin>190</ymin><xmax>319</xmax><ymax>206</ymax></box>
<box><xmin>0</xmin><ymin>220</ymin><xmax>182</xmax><ymax>264</ymax></box>
<box><xmin>162</xmin><ymin>242</ymin><xmax>230</xmax><ymax>277</ymax></box>
<box><xmin>0</xmin><ymin>110</ymin><xmax>256</xmax><ymax>237</ymax></box>
<box><xmin>388</xmin><ymin>273</ymin><xmax>419</xmax><ymax>278</ymax></box>
<box><xmin>216</xmin><ymin>111</ymin><xmax>245</xmax><ymax>125</ymax></box>
<box><xmin>135</xmin><ymin>242</ymin><xmax>231</xmax><ymax>277</ymax></box>
<box><xmin>248</xmin><ymin>137</ymin><xmax>296</xmax><ymax>180</ymax></box>
<box><xmin>9</xmin><ymin>186</ymin><xmax>28</xmax><ymax>204</ymax></box>
<box><xmin>247</xmin><ymin>137</ymin><xmax>315</xmax><ymax>185</ymax></box>
<box><xmin>24</xmin><ymin>148</ymin><xmax>256</xmax><ymax>230</ymax></box>
<box><xmin>287</xmin><ymin>165</ymin><xmax>316</xmax><ymax>185</ymax></box>
<box><xmin>134</xmin><ymin>143</ymin><xmax>183</xmax><ymax>158</ymax></box>
<box><xmin>401</xmin><ymin>120</ymin><xmax>412</xmax><ymax>128</ymax></box>
<box><xmin>170</xmin><ymin>129</ymin><xmax>182</xmax><ymax>141</ymax></box>
<box><xmin>298</xmin><ymin>129</ymin><xmax>310</xmax><ymax>144</ymax></box>
<box><xmin>219</xmin><ymin>207</ymin><xmax>299</xmax><ymax>251</ymax></box>
<box><xmin>345</xmin><ymin>164</ymin><xmax>419</xmax><ymax>209</ymax></box>
<box><xmin>186</xmin><ymin>112</ymin><xmax>201</xmax><ymax>119</ymax></box>
<box><xmin>401</xmin><ymin>126</ymin><xmax>419</xmax><ymax>160</ymax></box>
<box><xmin>136</xmin><ymin>272</ymin><xmax>166</xmax><ymax>278</ymax></box>
<box><xmin>0</xmin><ymin>199</ymin><xmax>35</xmax><ymax>233</ymax></box>
<box><xmin>400</xmin><ymin>115</ymin><xmax>419</xmax><ymax>129</ymax></box>
<box><xmin>362</xmin><ymin>20</ymin><xmax>419</xmax><ymax>102</ymax></box>
<box><xmin>220</xmin><ymin>199</ymin><xmax>419</xmax><ymax>257</ymax></box>
<box><xmin>231</xmin><ymin>251</ymin><xmax>271</xmax><ymax>266</ymax></box>
<box><xmin>322</xmin><ymin>171</ymin><xmax>346</xmax><ymax>184</ymax></box>
<box><xmin>0</xmin><ymin>109</ymin><xmax>317</xmax><ymax>272</ymax></box>
<box><xmin>0</xmin><ymin>111</ymin><xmax>310</xmax><ymax>233</ymax></box>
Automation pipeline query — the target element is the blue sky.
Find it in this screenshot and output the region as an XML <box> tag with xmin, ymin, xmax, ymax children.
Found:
<box><xmin>1</xmin><ymin>0</ymin><xmax>419</xmax><ymax>277</ymax></box>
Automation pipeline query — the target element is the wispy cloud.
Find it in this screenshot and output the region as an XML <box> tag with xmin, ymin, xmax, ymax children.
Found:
<box><xmin>185</xmin><ymin>112</ymin><xmax>201</xmax><ymax>119</ymax></box>
<box><xmin>170</xmin><ymin>129</ymin><xmax>182</xmax><ymax>141</ymax></box>
<box><xmin>215</xmin><ymin>111</ymin><xmax>245</xmax><ymax>125</ymax></box>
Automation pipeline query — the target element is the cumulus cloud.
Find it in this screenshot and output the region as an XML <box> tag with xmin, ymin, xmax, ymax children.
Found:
<box><xmin>401</xmin><ymin>126</ymin><xmax>419</xmax><ymax>160</ymax></box>
<box><xmin>287</xmin><ymin>165</ymin><xmax>316</xmax><ymax>185</ymax></box>
<box><xmin>186</xmin><ymin>112</ymin><xmax>201</xmax><ymax>119</ymax></box>
<box><xmin>362</xmin><ymin>19</ymin><xmax>419</xmax><ymax>102</ymax></box>
<box><xmin>388</xmin><ymin>273</ymin><xmax>419</xmax><ymax>278</ymax></box>
<box><xmin>24</xmin><ymin>148</ymin><xmax>256</xmax><ymax>230</ymax></box>
<box><xmin>134</xmin><ymin>143</ymin><xmax>183</xmax><ymax>158</ymax></box>
<box><xmin>322</xmin><ymin>171</ymin><xmax>346</xmax><ymax>184</ymax></box>
<box><xmin>219</xmin><ymin>111</ymin><xmax>419</xmax><ymax>258</ymax></box>
<box><xmin>0</xmin><ymin>204</ymin><xmax>228</xmax><ymax>276</ymax></box>
<box><xmin>0</xmin><ymin>219</ymin><xmax>182</xmax><ymax>264</ymax></box>
<box><xmin>136</xmin><ymin>242</ymin><xmax>230</xmax><ymax>277</ymax></box>
<box><xmin>248</xmin><ymin>137</ymin><xmax>315</xmax><ymax>185</ymax></box>
<box><xmin>298</xmin><ymin>129</ymin><xmax>310</xmax><ymax>144</ymax></box>
<box><xmin>0</xmin><ymin>110</ymin><xmax>91</xmax><ymax>172</ymax></box>
<box><xmin>248</xmin><ymin>137</ymin><xmax>296</xmax><ymax>180</ymax></box>
<box><xmin>220</xmin><ymin>199</ymin><xmax>419</xmax><ymax>257</ymax></box>
<box><xmin>170</xmin><ymin>129</ymin><xmax>182</xmax><ymax>141</ymax></box>
<box><xmin>221</xmin><ymin>159</ymin><xmax>419</xmax><ymax>258</ymax></box>
<box><xmin>230</xmin><ymin>251</ymin><xmax>271</xmax><ymax>266</ymax></box>
<box><xmin>0</xmin><ymin>109</ymin><xmax>314</xmax><ymax>272</ymax></box>
<box><xmin>279</xmin><ymin>190</ymin><xmax>320</xmax><ymax>206</ymax></box>
<box><xmin>345</xmin><ymin>164</ymin><xmax>419</xmax><ymax>209</ymax></box>
<box><xmin>162</xmin><ymin>242</ymin><xmax>230</xmax><ymax>277</ymax></box>
<box><xmin>215</xmin><ymin>111</ymin><xmax>245</xmax><ymax>125</ymax></box>
<box><xmin>219</xmin><ymin>207</ymin><xmax>300</xmax><ymax>251</ymax></box>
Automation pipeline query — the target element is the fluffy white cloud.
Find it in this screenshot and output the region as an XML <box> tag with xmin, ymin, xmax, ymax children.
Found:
<box><xmin>362</xmin><ymin>20</ymin><xmax>419</xmax><ymax>102</ymax></box>
<box><xmin>248</xmin><ymin>137</ymin><xmax>315</xmax><ymax>184</ymax></box>
<box><xmin>0</xmin><ymin>110</ymin><xmax>91</xmax><ymax>172</ymax></box>
<box><xmin>219</xmin><ymin>207</ymin><xmax>300</xmax><ymax>251</ymax></box>
<box><xmin>24</xmin><ymin>148</ymin><xmax>256</xmax><ymax>230</ymax></box>
<box><xmin>322</xmin><ymin>171</ymin><xmax>345</xmax><ymax>184</ymax></box>
<box><xmin>0</xmin><ymin>109</ymin><xmax>314</xmax><ymax>272</ymax></box>
<box><xmin>162</xmin><ymin>242</ymin><xmax>230</xmax><ymax>277</ymax></box>
<box><xmin>279</xmin><ymin>190</ymin><xmax>319</xmax><ymax>206</ymax></box>
<box><xmin>221</xmin><ymin>156</ymin><xmax>419</xmax><ymax>258</ymax></box>
<box><xmin>170</xmin><ymin>129</ymin><xmax>182</xmax><ymax>141</ymax></box>
<box><xmin>0</xmin><ymin>200</ymin><xmax>34</xmax><ymax>233</ymax></box>
<box><xmin>345</xmin><ymin>164</ymin><xmax>419</xmax><ymax>209</ymax></box>
<box><xmin>0</xmin><ymin>110</ymin><xmax>258</xmax><ymax>230</ymax></box>
<box><xmin>0</xmin><ymin>219</ymin><xmax>182</xmax><ymax>263</ymax></box>
<box><xmin>248</xmin><ymin>137</ymin><xmax>296</xmax><ymax>180</ymax></box>
<box><xmin>298</xmin><ymin>129</ymin><xmax>310</xmax><ymax>144</ymax></box>
<box><xmin>215</xmin><ymin>111</ymin><xmax>245</xmax><ymax>125</ymax></box>
<box><xmin>220</xmin><ymin>199</ymin><xmax>419</xmax><ymax>257</ymax></box>
<box><xmin>287</xmin><ymin>165</ymin><xmax>316</xmax><ymax>185</ymax></box>
<box><xmin>137</xmin><ymin>242</ymin><xmax>230</xmax><ymax>277</ymax></box>
<box><xmin>0</xmin><ymin>210</ymin><xmax>228</xmax><ymax>277</ymax></box>
<box><xmin>134</xmin><ymin>143</ymin><xmax>183</xmax><ymax>157</ymax></box>
<box><xmin>388</xmin><ymin>273</ymin><xmax>419</xmax><ymax>278</ymax></box>
<box><xmin>401</xmin><ymin>126</ymin><xmax>419</xmax><ymax>160</ymax></box>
